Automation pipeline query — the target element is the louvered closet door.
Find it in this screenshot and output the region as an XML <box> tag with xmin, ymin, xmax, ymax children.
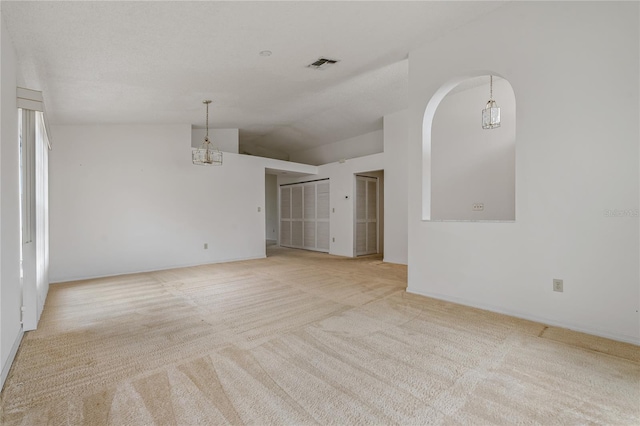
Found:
<box><xmin>316</xmin><ymin>182</ymin><xmax>330</xmax><ymax>251</ymax></box>
<box><xmin>303</xmin><ymin>184</ymin><xmax>316</xmax><ymax>249</ymax></box>
<box><xmin>291</xmin><ymin>185</ymin><xmax>303</xmax><ymax>248</ymax></box>
<box><xmin>356</xmin><ymin>178</ymin><xmax>367</xmax><ymax>255</ymax></box>
<box><xmin>366</xmin><ymin>179</ymin><xmax>378</xmax><ymax>254</ymax></box>
<box><xmin>279</xmin><ymin>180</ymin><xmax>329</xmax><ymax>253</ymax></box>
<box><xmin>280</xmin><ymin>186</ymin><xmax>291</xmax><ymax>246</ymax></box>
<box><xmin>355</xmin><ymin>176</ymin><xmax>378</xmax><ymax>256</ymax></box>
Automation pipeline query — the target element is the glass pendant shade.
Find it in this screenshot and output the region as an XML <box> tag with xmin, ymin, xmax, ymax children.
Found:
<box><xmin>192</xmin><ymin>100</ymin><xmax>223</xmax><ymax>166</ymax></box>
<box><xmin>192</xmin><ymin>138</ymin><xmax>223</xmax><ymax>166</ymax></box>
<box><xmin>482</xmin><ymin>75</ymin><xmax>501</xmax><ymax>130</ymax></box>
<box><xmin>482</xmin><ymin>100</ymin><xmax>501</xmax><ymax>129</ymax></box>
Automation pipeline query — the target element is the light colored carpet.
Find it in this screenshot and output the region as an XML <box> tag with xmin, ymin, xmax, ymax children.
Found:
<box><xmin>1</xmin><ymin>246</ymin><xmax>639</xmax><ymax>425</ymax></box>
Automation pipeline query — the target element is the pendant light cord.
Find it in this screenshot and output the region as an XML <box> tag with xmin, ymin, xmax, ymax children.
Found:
<box><xmin>490</xmin><ymin>75</ymin><xmax>493</xmax><ymax>101</ymax></box>
<box><xmin>204</xmin><ymin>100</ymin><xmax>212</xmax><ymax>141</ymax></box>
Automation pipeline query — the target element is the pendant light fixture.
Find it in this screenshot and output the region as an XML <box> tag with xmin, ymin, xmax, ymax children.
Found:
<box><xmin>482</xmin><ymin>75</ymin><xmax>501</xmax><ymax>130</ymax></box>
<box><xmin>192</xmin><ymin>100</ymin><xmax>223</xmax><ymax>166</ymax></box>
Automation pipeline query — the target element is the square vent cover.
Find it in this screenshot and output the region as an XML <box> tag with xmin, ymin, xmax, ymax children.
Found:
<box><xmin>307</xmin><ymin>57</ymin><xmax>340</xmax><ymax>70</ymax></box>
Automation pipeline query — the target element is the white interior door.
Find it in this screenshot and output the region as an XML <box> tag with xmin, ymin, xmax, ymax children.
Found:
<box><xmin>279</xmin><ymin>186</ymin><xmax>291</xmax><ymax>246</ymax></box>
<box><xmin>355</xmin><ymin>176</ymin><xmax>378</xmax><ymax>256</ymax></box>
<box><xmin>291</xmin><ymin>185</ymin><xmax>303</xmax><ymax>248</ymax></box>
<box><xmin>316</xmin><ymin>181</ymin><xmax>330</xmax><ymax>251</ymax></box>
<box><xmin>303</xmin><ymin>183</ymin><xmax>316</xmax><ymax>249</ymax></box>
<box><xmin>279</xmin><ymin>179</ymin><xmax>329</xmax><ymax>253</ymax></box>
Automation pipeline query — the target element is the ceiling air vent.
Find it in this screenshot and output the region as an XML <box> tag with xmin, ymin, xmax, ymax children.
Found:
<box><xmin>307</xmin><ymin>57</ymin><xmax>340</xmax><ymax>70</ymax></box>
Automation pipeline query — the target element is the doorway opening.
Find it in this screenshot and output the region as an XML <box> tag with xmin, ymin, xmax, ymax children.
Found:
<box><xmin>354</xmin><ymin>171</ymin><xmax>384</xmax><ymax>257</ymax></box>
<box><xmin>279</xmin><ymin>179</ymin><xmax>330</xmax><ymax>253</ymax></box>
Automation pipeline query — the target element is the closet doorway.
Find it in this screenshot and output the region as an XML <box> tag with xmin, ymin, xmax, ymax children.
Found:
<box><xmin>280</xmin><ymin>179</ymin><xmax>330</xmax><ymax>253</ymax></box>
<box><xmin>355</xmin><ymin>172</ymin><xmax>383</xmax><ymax>256</ymax></box>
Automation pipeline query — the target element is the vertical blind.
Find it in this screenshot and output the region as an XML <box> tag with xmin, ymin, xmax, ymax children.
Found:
<box><xmin>17</xmin><ymin>87</ymin><xmax>51</xmax><ymax>331</ymax></box>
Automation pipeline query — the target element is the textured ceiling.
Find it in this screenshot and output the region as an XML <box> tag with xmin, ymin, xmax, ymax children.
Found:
<box><xmin>1</xmin><ymin>1</ymin><xmax>507</xmax><ymax>157</ymax></box>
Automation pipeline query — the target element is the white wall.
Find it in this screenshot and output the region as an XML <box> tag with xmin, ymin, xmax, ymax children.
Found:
<box><xmin>265</xmin><ymin>173</ymin><xmax>278</xmax><ymax>241</ymax></box>
<box><xmin>289</xmin><ymin>130</ymin><xmax>383</xmax><ymax>165</ymax></box>
<box><xmin>279</xmin><ymin>153</ymin><xmax>384</xmax><ymax>257</ymax></box>
<box><xmin>407</xmin><ymin>2</ymin><xmax>639</xmax><ymax>343</ymax></box>
<box><xmin>279</xmin><ymin>117</ymin><xmax>408</xmax><ymax>265</ymax></box>
<box><xmin>431</xmin><ymin>79</ymin><xmax>515</xmax><ymax>221</ymax></box>
<box><xmin>240</xmin><ymin>141</ymin><xmax>289</xmax><ymax>161</ymax></box>
<box><xmin>239</xmin><ymin>141</ymin><xmax>289</xmax><ymax>161</ymax></box>
<box><xmin>48</xmin><ymin>124</ymin><xmax>316</xmax><ymax>282</ymax></box>
<box><xmin>191</xmin><ymin>128</ymin><xmax>239</xmax><ymax>153</ymax></box>
<box><xmin>383</xmin><ymin>109</ymin><xmax>408</xmax><ymax>265</ymax></box>
<box><xmin>1</xmin><ymin>16</ymin><xmax>23</xmax><ymax>388</ymax></box>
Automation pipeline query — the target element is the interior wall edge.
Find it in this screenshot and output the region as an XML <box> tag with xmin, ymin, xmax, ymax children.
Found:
<box><xmin>406</xmin><ymin>287</ymin><xmax>640</xmax><ymax>346</ymax></box>
<box><xmin>382</xmin><ymin>257</ymin><xmax>408</xmax><ymax>266</ymax></box>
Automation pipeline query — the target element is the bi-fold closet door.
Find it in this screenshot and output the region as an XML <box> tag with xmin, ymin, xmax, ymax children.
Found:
<box><xmin>280</xmin><ymin>180</ymin><xmax>329</xmax><ymax>252</ymax></box>
<box><xmin>355</xmin><ymin>176</ymin><xmax>378</xmax><ymax>256</ymax></box>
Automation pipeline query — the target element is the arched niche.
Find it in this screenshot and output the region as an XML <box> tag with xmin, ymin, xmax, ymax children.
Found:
<box><xmin>422</xmin><ymin>74</ymin><xmax>516</xmax><ymax>221</ymax></box>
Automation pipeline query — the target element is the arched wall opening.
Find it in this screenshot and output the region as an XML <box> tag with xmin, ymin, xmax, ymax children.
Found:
<box><xmin>422</xmin><ymin>74</ymin><xmax>516</xmax><ymax>221</ymax></box>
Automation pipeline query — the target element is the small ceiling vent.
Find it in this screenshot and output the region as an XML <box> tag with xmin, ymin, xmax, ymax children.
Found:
<box><xmin>307</xmin><ymin>57</ymin><xmax>340</xmax><ymax>70</ymax></box>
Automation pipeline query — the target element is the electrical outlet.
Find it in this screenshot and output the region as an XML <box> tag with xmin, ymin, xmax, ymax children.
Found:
<box><xmin>257</xmin><ymin>206</ymin><xmax>261</xmax><ymax>212</ymax></box>
<box><xmin>204</xmin><ymin>243</ymin><xmax>208</xmax><ymax>250</ymax></box>
<box><xmin>472</xmin><ymin>203</ymin><xmax>484</xmax><ymax>211</ymax></box>
<box><xmin>553</xmin><ymin>279</ymin><xmax>563</xmax><ymax>292</ymax></box>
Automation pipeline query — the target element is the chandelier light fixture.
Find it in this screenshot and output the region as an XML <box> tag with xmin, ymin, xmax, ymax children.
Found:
<box><xmin>482</xmin><ymin>75</ymin><xmax>501</xmax><ymax>130</ymax></box>
<box><xmin>192</xmin><ymin>100</ymin><xmax>223</xmax><ymax>166</ymax></box>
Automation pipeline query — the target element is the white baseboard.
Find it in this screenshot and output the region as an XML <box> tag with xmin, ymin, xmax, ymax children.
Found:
<box><xmin>382</xmin><ymin>257</ymin><xmax>408</xmax><ymax>266</ymax></box>
<box><xmin>50</xmin><ymin>254</ymin><xmax>267</xmax><ymax>284</ymax></box>
<box><xmin>1</xmin><ymin>329</ymin><xmax>24</xmax><ymax>391</ymax></box>
<box><xmin>406</xmin><ymin>287</ymin><xmax>640</xmax><ymax>346</ymax></box>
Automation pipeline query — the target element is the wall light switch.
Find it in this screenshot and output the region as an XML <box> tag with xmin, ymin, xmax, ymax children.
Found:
<box><xmin>204</xmin><ymin>243</ymin><xmax>208</xmax><ymax>250</ymax></box>
<box><xmin>258</xmin><ymin>206</ymin><xmax>261</xmax><ymax>212</ymax></box>
<box><xmin>553</xmin><ymin>279</ymin><xmax>563</xmax><ymax>292</ymax></box>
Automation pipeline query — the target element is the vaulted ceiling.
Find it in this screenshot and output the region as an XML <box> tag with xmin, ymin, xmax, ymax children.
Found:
<box><xmin>1</xmin><ymin>1</ymin><xmax>507</xmax><ymax>158</ymax></box>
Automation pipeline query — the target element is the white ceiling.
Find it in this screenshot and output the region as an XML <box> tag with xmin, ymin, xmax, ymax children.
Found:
<box><xmin>1</xmin><ymin>1</ymin><xmax>507</xmax><ymax>157</ymax></box>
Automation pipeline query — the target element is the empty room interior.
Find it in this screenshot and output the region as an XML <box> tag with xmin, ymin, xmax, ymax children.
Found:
<box><xmin>0</xmin><ymin>1</ymin><xmax>639</xmax><ymax>424</ymax></box>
